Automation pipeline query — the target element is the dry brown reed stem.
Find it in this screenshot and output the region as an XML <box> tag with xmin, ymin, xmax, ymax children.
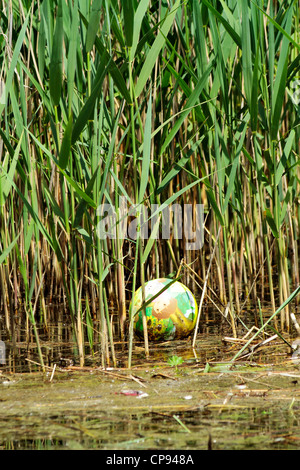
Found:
<box><xmin>192</xmin><ymin>226</ymin><xmax>222</xmax><ymax>348</ymax></box>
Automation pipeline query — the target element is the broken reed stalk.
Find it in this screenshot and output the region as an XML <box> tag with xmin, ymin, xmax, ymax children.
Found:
<box><xmin>192</xmin><ymin>226</ymin><xmax>222</xmax><ymax>348</ymax></box>
<box><xmin>231</xmin><ymin>286</ymin><xmax>300</xmax><ymax>362</ymax></box>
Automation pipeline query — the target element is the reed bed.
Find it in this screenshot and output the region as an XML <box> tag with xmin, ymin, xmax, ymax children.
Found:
<box><xmin>0</xmin><ymin>0</ymin><xmax>300</xmax><ymax>367</ymax></box>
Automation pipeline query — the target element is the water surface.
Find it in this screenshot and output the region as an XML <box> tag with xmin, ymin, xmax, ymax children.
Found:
<box><xmin>1</xmin><ymin>326</ymin><xmax>300</xmax><ymax>450</ymax></box>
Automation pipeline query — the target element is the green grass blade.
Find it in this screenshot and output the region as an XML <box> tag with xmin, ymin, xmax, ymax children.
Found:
<box><xmin>135</xmin><ymin>0</ymin><xmax>180</xmax><ymax>98</ymax></box>
<box><xmin>1</xmin><ymin>166</ymin><xmax>56</xmax><ymax>252</ymax></box>
<box><xmin>156</xmin><ymin>151</ymin><xmax>194</xmax><ymax>195</ymax></box>
<box><xmin>49</xmin><ymin>0</ymin><xmax>64</xmax><ymax>106</ymax></box>
<box><xmin>223</xmin><ymin>120</ymin><xmax>247</xmax><ymax>212</ymax></box>
<box><xmin>251</xmin><ymin>0</ymin><xmax>300</xmax><ymax>52</ymax></box>
<box><xmin>28</xmin><ymin>128</ymin><xmax>96</xmax><ymax>209</ymax></box>
<box><xmin>1</xmin><ymin>131</ymin><xmax>24</xmax><ymax>199</ymax></box>
<box><xmin>250</xmin><ymin>40</ymin><xmax>260</xmax><ymax>131</ymax></box>
<box><xmin>159</xmin><ymin>61</ymin><xmax>213</xmax><ymax>157</ymax></box>
<box><xmin>67</xmin><ymin>0</ymin><xmax>79</xmax><ymax>114</ymax></box>
<box><xmin>71</xmin><ymin>56</ymin><xmax>111</xmax><ymax>144</ymax></box>
<box><xmin>206</xmin><ymin>188</ymin><xmax>224</xmax><ymax>226</ymax></box>
<box><xmin>270</xmin><ymin>6</ymin><xmax>293</xmax><ymax>140</ymax></box>
<box><xmin>86</xmin><ymin>0</ymin><xmax>102</xmax><ymax>52</ymax></box>
<box><xmin>59</xmin><ymin>114</ymin><xmax>73</xmax><ymax>170</ymax></box>
<box><xmin>98</xmin><ymin>109</ymin><xmax>121</xmax><ymax>206</ymax></box>
<box><xmin>37</xmin><ymin>6</ymin><xmax>46</xmax><ymax>81</ymax></box>
<box><xmin>141</xmin><ymin>216</ymin><xmax>160</xmax><ymax>264</ymax></box>
<box><xmin>121</xmin><ymin>0</ymin><xmax>134</xmax><ymax>48</ymax></box>
<box><xmin>192</xmin><ymin>0</ymin><xmax>208</xmax><ymax>74</ymax></box>
<box><xmin>241</xmin><ymin>1</ymin><xmax>252</xmax><ymax>105</ymax></box>
<box><xmin>130</xmin><ymin>0</ymin><xmax>151</xmax><ymax>61</ymax></box>
<box><xmin>138</xmin><ymin>95</ymin><xmax>152</xmax><ymax>203</ymax></box>
<box><xmin>109</xmin><ymin>169</ymin><xmax>134</xmax><ymax>206</ymax></box>
<box><xmin>149</xmin><ymin>177</ymin><xmax>205</xmax><ymax>224</ymax></box>
<box><xmin>79</xmin><ymin>11</ymin><xmax>132</xmax><ymax>104</ymax></box>
<box><xmin>0</xmin><ymin>233</ymin><xmax>20</xmax><ymax>265</ymax></box>
<box><xmin>0</xmin><ymin>13</ymin><xmax>29</xmax><ymax>116</ymax></box>
<box><xmin>73</xmin><ymin>164</ymin><xmax>102</xmax><ymax>227</ymax></box>
<box><xmin>201</xmin><ymin>0</ymin><xmax>241</xmax><ymax>48</ymax></box>
<box><xmin>275</xmin><ymin>129</ymin><xmax>295</xmax><ymax>186</ymax></box>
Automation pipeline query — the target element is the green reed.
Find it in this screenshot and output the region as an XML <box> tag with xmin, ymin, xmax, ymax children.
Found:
<box><xmin>0</xmin><ymin>0</ymin><xmax>299</xmax><ymax>367</ymax></box>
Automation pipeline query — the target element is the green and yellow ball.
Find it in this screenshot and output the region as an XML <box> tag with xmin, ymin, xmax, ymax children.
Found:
<box><xmin>131</xmin><ymin>278</ymin><xmax>198</xmax><ymax>341</ymax></box>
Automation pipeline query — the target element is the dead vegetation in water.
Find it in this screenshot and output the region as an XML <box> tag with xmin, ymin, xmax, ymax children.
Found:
<box><xmin>1</xmin><ymin>333</ymin><xmax>300</xmax><ymax>450</ymax></box>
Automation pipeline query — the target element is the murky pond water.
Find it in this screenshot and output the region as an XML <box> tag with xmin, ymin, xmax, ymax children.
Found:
<box><xmin>1</xmin><ymin>324</ymin><xmax>300</xmax><ymax>450</ymax></box>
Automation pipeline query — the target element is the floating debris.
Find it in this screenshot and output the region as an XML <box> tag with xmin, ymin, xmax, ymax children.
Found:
<box><xmin>59</xmin><ymin>358</ymin><xmax>75</xmax><ymax>368</ymax></box>
<box><xmin>118</xmin><ymin>390</ymin><xmax>149</xmax><ymax>398</ymax></box>
<box><xmin>183</xmin><ymin>395</ymin><xmax>193</xmax><ymax>400</ymax></box>
<box><xmin>291</xmin><ymin>338</ymin><xmax>300</xmax><ymax>362</ymax></box>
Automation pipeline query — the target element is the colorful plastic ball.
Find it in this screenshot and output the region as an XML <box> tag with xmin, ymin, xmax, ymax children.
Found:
<box><xmin>131</xmin><ymin>278</ymin><xmax>198</xmax><ymax>341</ymax></box>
